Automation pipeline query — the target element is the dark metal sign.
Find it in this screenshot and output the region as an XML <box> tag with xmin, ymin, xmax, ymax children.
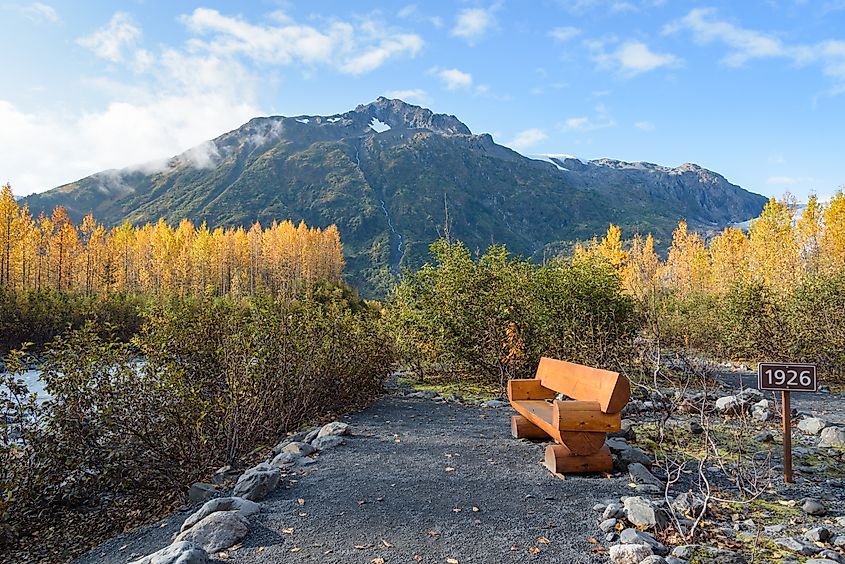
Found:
<box><xmin>758</xmin><ymin>362</ymin><xmax>817</xmax><ymax>392</ymax></box>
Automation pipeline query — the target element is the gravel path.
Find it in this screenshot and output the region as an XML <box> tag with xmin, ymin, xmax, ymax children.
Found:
<box><xmin>77</xmin><ymin>392</ymin><xmax>628</xmax><ymax>564</ymax></box>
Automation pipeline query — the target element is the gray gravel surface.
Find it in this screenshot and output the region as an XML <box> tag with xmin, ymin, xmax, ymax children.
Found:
<box><xmin>76</xmin><ymin>394</ymin><xmax>627</xmax><ymax>564</ymax></box>
<box><xmin>717</xmin><ymin>367</ymin><xmax>845</xmax><ymax>424</ymax></box>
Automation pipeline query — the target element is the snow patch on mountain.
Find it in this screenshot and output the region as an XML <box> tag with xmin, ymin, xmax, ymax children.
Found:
<box><xmin>370</xmin><ymin>118</ymin><xmax>391</xmax><ymax>133</ymax></box>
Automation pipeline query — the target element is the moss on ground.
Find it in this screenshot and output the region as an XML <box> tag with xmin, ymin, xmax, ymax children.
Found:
<box><xmin>397</xmin><ymin>374</ymin><xmax>501</xmax><ymax>401</ymax></box>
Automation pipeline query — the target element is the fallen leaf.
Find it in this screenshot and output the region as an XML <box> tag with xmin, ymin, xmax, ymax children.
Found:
<box><xmin>290</xmin><ymin>547</ymin><xmax>301</xmax><ymax>553</ymax></box>
<box><xmin>427</xmin><ymin>530</ymin><xmax>440</xmax><ymax>537</ymax></box>
<box><xmin>376</xmin><ymin>497</ymin><xmax>384</xmax><ymax>502</ymax></box>
<box><xmin>413</xmin><ymin>555</ymin><xmax>423</xmax><ymax>562</ymax></box>
<box><xmin>472</xmin><ymin>506</ymin><xmax>480</xmax><ymax>512</ymax></box>
<box><xmin>357</xmin><ymin>500</ymin><xmax>368</xmax><ymax>505</ymax></box>
<box><xmin>256</xmin><ymin>546</ymin><xmax>265</xmax><ymax>553</ymax></box>
<box><xmin>528</xmin><ymin>547</ymin><xmax>541</xmax><ymax>555</ymax></box>
<box><xmin>355</xmin><ymin>544</ymin><xmax>374</xmax><ymax>550</ymax></box>
<box><xmin>229</xmin><ymin>544</ymin><xmax>243</xmax><ymax>551</ymax></box>
<box><xmin>282</xmin><ymin>528</ymin><xmax>295</xmax><ymax>534</ymax></box>
<box><xmin>452</xmin><ymin>507</ymin><xmax>461</xmax><ymax>513</ymax></box>
<box><xmin>372</xmin><ymin>558</ymin><xmax>385</xmax><ymax>564</ymax></box>
<box><xmin>382</xmin><ymin>539</ymin><xmax>393</xmax><ymax>548</ymax></box>
<box><xmin>586</xmin><ymin>536</ymin><xmax>598</xmax><ymax>544</ymax></box>
<box><xmin>298</xmin><ymin>512</ymin><xmax>307</xmax><ymax>517</ymax></box>
<box><xmin>217</xmin><ymin>553</ymin><xmax>230</xmax><ymax>560</ymax></box>
<box><xmin>445</xmin><ymin>467</ymin><xmax>455</xmax><ymax>472</ymax></box>
<box><xmin>537</xmin><ymin>536</ymin><xmax>550</xmax><ymax>545</ymax></box>
<box><xmin>447</xmin><ymin>559</ymin><xmax>459</xmax><ymax>564</ymax></box>
<box><xmin>297</xmin><ymin>498</ymin><xmax>305</xmax><ymax>505</ymax></box>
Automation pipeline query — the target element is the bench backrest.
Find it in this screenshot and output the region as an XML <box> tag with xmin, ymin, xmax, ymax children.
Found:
<box><xmin>535</xmin><ymin>357</ymin><xmax>630</xmax><ymax>414</ymax></box>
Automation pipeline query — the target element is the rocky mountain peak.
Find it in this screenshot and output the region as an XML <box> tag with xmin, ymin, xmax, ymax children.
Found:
<box><xmin>354</xmin><ymin>97</ymin><xmax>472</xmax><ymax>136</ymax></box>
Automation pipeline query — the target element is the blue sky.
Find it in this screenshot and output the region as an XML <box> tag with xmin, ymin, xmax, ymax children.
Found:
<box><xmin>2</xmin><ymin>0</ymin><xmax>844</xmax><ymax>201</ymax></box>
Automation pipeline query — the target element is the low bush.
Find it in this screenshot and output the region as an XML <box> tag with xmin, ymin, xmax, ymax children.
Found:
<box><xmin>0</xmin><ymin>291</ymin><xmax>394</xmax><ymax>561</ymax></box>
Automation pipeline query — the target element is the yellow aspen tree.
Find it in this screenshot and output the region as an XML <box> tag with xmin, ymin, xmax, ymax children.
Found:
<box><xmin>748</xmin><ymin>198</ymin><xmax>799</xmax><ymax>290</ymax></box>
<box><xmin>796</xmin><ymin>194</ymin><xmax>823</xmax><ymax>274</ymax></box>
<box><xmin>595</xmin><ymin>224</ymin><xmax>627</xmax><ymax>270</ymax></box>
<box><xmin>821</xmin><ymin>189</ymin><xmax>845</xmax><ymax>272</ymax></box>
<box><xmin>708</xmin><ymin>226</ymin><xmax>750</xmax><ymax>292</ymax></box>
<box><xmin>0</xmin><ymin>183</ymin><xmax>19</xmax><ymax>287</ymax></box>
<box><xmin>667</xmin><ymin>220</ymin><xmax>710</xmax><ymax>295</ymax></box>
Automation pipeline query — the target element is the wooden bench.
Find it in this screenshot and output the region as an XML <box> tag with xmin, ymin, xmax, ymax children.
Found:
<box><xmin>507</xmin><ymin>357</ymin><xmax>630</xmax><ymax>474</ymax></box>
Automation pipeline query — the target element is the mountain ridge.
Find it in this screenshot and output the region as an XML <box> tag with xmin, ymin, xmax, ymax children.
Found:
<box><xmin>23</xmin><ymin>97</ymin><xmax>768</xmax><ymax>296</ymax></box>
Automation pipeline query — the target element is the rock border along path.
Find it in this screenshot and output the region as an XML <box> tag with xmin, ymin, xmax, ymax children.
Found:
<box><xmin>76</xmin><ymin>385</ymin><xmax>626</xmax><ymax>564</ymax></box>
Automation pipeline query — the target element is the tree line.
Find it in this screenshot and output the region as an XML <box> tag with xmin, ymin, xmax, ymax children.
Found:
<box><xmin>0</xmin><ymin>184</ymin><xmax>344</xmax><ymax>297</ymax></box>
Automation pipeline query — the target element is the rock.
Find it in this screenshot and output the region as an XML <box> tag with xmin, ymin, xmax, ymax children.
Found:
<box><xmin>715</xmin><ymin>395</ymin><xmax>744</xmax><ymax>414</ymax></box>
<box><xmin>671</xmin><ymin>546</ymin><xmax>695</xmax><ymax>559</ymax></box>
<box><xmin>599</xmin><ymin>518</ymin><xmax>618</xmax><ymax>533</ymax></box>
<box><xmin>836</xmin><ymin>516</ymin><xmax>845</xmax><ymax>526</ymax></box>
<box><xmin>814</xmin><ymin>553</ymin><xmax>843</xmax><ymax>564</ymax></box>
<box><xmin>620</xmin><ymin>447</ymin><xmax>652</xmax><ymax>467</ymax></box>
<box><xmin>303</xmin><ymin>428</ymin><xmax>321</xmax><ymax>444</ymax></box>
<box><xmin>608</xmin><ymin>543</ymin><xmax>653</xmax><ymax>564</ymax></box>
<box><xmin>606</xmin><ymin>532</ymin><xmax>619</xmax><ymax>542</ymax></box>
<box><xmin>174</xmin><ymin>511</ymin><xmax>250</xmax><ymax>553</ymax></box>
<box><xmin>623</xmin><ymin>496</ymin><xmax>668</xmax><ymax>530</ymax></box>
<box><xmin>799</xmin><ymin>417</ymin><xmax>828</xmax><ymax>435</ymax></box>
<box><xmin>751</xmin><ymin>400</ymin><xmax>772</xmax><ymax>422</ymax></box>
<box><xmin>447</xmin><ymin>392</ymin><xmax>463</xmax><ymax>402</ymax></box>
<box><xmin>629</xmin><ymin>463</ymin><xmax>664</xmax><ymax>488</ymax></box>
<box><xmin>764</xmin><ymin>524</ymin><xmax>787</xmax><ymax>534</ymax></box>
<box><xmin>685</xmin><ymin>420</ymin><xmax>704</xmax><ymax>434</ymax></box>
<box><xmin>619</xmin><ymin>528</ymin><xmax>667</xmax><ymax>554</ymax></box>
<box><xmin>666</xmin><ymin>558</ymin><xmax>689</xmax><ymax>564</ymax></box>
<box><xmin>634</xmin><ymin>484</ymin><xmax>662</xmax><ymax>495</ymax></box>
<box><xmin>819</xmin><ymin>427</ymin><xmax>845</xmax><ymax>448</ymax></box>
<box><xmin>671</xmin><ymin>545</ymin><xmax>747</xmax><ymax>563</ymax></box>
<box><xmin>737</xmin><ymin>388</ymin><xmax>763</xmax><ymax>403</ymax></box>
<box><xmin>805</xmin><ymin>527</ymin><xmax>832</xmax><ymax>543</ymax></box>
<box><xmin>609</xmin><ymin>419</ymin><xmax>637</xmax><ymax>441</ymax></box>
<box><xmin>480</xmin><ymin>399</ymin><xmax>508</xmax><ymax>408</ymax></box>
<box><xmin>802</xmin><ymin>499</ymin><xmax>827</xmax><ymax>516</ymax></box>
<box><xmin>317</xmin><ymin>421</ymin><xmax>350</xmax><ymax>438</ymax></box>
<box><xmin>832</xmin><ymin>535</ymin><xmax>845</xmax><ymax>548</ymax></box>
<box><xmin>128</xmin><ymin>541</ymin><xmax>208</xmax><ymax>564</ymax></box>
<box><xmin>181</xmin><ymin>497</ymin><xmax>260</xmax><ymax>532</ymax></box>
<box><xmin>210</xmin><ymin>465</ymin><xmax>240</xmax><ymax>485</ymax></box>
<box><xmin>270</xmin><ymin>451</ymin><xmax>299</xmax><ymax>468</ymax></box>
<box><xmin>232</xmin><ymin>463</ymin><xmax>280</xmax><ymax>501</ymax></box>
<box><xmin>755</xmin><ymin>431</ymin><xmax>775</xmax><ymax>443</ymax></box>
<box><xmin>311</xmin><ymin>435</ymin><xmax>344</xmax><ymax>450</ymax></box>
<box><xmin>774</xmin><ymin>537</ymin><xmax>822</xmax><ymax>556</ymax></box>
<box><xmin>282</xmin><ymin>441</ymin><xmax>316</xmax><ymax>456</ymax></box>
<box><xmin>603</xmin><ymin>502</ymin><xmax>624</xmax><ymax>519</ymax></box>
<box><xmin>641</xmin><ymin>557</ymin><xmax>668</xmax><ymax>564</ymax></box>
<box><xmin>593</xmin><ymin>503</ymin><xmax>608</xmax><ymax>512</ymax></box>
<box><xmin>187</xmin><ymin>483</ymin><xmax>217</xmax><ymax>504</ymax></box>
<box><xmin>269</xmin><ymin>430</ymin><xmax>309</xmax><ymax>455</ymax></box>
<box><xmin>606</xmin><ymin>437</ymin><xmax>630</xmax><ymax>453</ymax></box>
<box><xmin>672</xmin><ymin>492</ymin><xmax>704</xmax><ymax>517</ymax></box>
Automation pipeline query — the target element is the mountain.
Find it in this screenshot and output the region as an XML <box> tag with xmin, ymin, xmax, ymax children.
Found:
<box><xmin>23</xmin><ymin>97</ymin><xmax>768</xmax><ymax>296</ymax></box>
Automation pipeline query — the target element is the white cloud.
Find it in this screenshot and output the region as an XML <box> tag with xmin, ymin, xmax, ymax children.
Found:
<box><xmin>591</xmin><ymin>40</ymin><xmax>680</xmax><ymax>77</ymax></box>
<box><xmin>563</xmin><ymin>104</ymin><xmax>616</xmax><ymax>131</ymax></box>
<box><xmin>508</xmin><ymin>128</ymin><xmax>548</xmax><ymax>150</ymax></box>
<box><xmin>431</xmin><ymin>67</ymin><xmax>473</xmax><ymax>90</ymax></box>
<box><xmin>635</xmin><ymin>120</ymin><xmax>655</xmax><ymax>131</ymax></box>
<box><xmin>549</xmin><ymin>26</ymin><xmax>581</xmax><ymax>43</ymax></box>
<box><xmin>77</xmin><ymin>12</ymin><xmax>142</xmax><ymax>63</ymax></box>
<box><xmin>181</xmin><ymin>8</ymin><xmax>423</xmax><ymax>75</ymax></box>
<box><xmin>451</xmin><ymin>6</ymin><xmax>497</xmax><ymax>44</ymax></box>
<box><xmin>14</xmin><ymin>2</ymin><xmax>59</xmax><ymax>23</ymax></box>
<box><xmin>664</xmin><ymin>8</ymin><xmax>845</xmax><ymax>87</ymax></box>
<box><xmin>385</xmin><ymin>89</ymin><xmax>429</xmax><ymax>103</ymax></box>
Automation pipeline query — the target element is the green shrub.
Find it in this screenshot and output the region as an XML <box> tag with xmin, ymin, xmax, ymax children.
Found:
<box><xmin>388</xmin><ymin>239</ymin><xmax>636</xmax><ymax>388</ymax></box>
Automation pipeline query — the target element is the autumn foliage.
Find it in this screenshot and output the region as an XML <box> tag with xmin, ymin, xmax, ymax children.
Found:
<box><xmin>0</xmin><ymin>183</ymin><xmax>343</xmax><ymax>297</ymax></box>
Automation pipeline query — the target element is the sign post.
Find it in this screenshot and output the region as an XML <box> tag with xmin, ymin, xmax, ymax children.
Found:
<box><xmin>757</xmin><ymin>362</ymin><xmax>817</xmax><ymax>484</ymax></box>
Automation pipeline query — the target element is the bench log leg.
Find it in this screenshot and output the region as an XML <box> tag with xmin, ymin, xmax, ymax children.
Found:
<box><xmin>559</xmin><ymin>431</ymin><xmax>607</xmax><ymax>455</ymax></box>
<box><xmin>511</xmin><ymin>415</ymin><xmax>549</xmax><ymax>439</ymax></box>
<box><xmin>543</xmin><ymin>444</ymin><xmax>612</xmax><ymax>474</ymax></box>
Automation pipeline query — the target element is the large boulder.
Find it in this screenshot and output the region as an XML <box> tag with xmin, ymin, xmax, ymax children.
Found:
<box><xmin>619</xmin><ymin>528</ymin><xmax>667</xmax><ymax>555</ymax></box>
<box><xmin>281</xmin><ymin>441</ymin><xmax>316</xmax><ymax>456</ymax></box>
<box><xmin>311</xmin><ymin>435</ymin><xmax>344</xmax><ymax>450</ymax></box>
<box><xmin>751</xmin><ymin>400</ymin><xmax>772</xmax><ymax>422</ymax></box>
<box><xmin>233</xmin><ymin>463</ymin><xmax>280</xmax><ymax>501</ymax></box>
<box><xmin>819</xmin><ymin>426</ymin><xmax>845</xmax><ymax>449</ymax></box>
<box><xmin>181</xmin><ymin>497</ymin><xmax>261</xmax><ymax>533</ymax></box>
<box><xmin>174</xmin><ymin>511</ymin><xmax>250</xmax><ymax>553</ymax></box>
<box><xmin>623</xmin><ymin>496</ymin><xmax>668</xmax><ymax>530</ymax></box>
<box><xmin>317</xmin><ymin>421</ymin><xmax>350</xmax><ymax>438</ymax></box>
<box><xmin>715</xmin><ymin>395</ymin><xmax>744</xmax><ymax>414</ymax></box>
<box><xmin>128</xmin><ymin>542</ymin><xmax>208</xmax><ymax>564</ymax></box>
<box><xmin>798</xmin><ymin>417</ymin><xmax>828</xmax><ymax>435</ymax></box>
